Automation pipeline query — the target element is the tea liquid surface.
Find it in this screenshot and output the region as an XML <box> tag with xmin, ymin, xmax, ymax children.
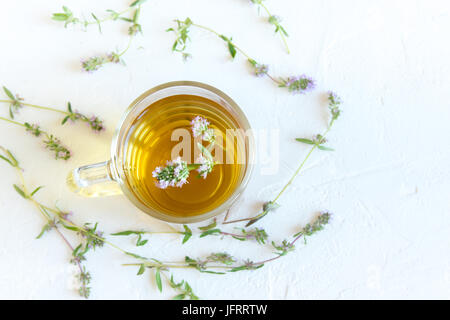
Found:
<box><xmin>123</xmin><ymin>94</ymin><xmax>246</xmax><ymax>217</ymax></box>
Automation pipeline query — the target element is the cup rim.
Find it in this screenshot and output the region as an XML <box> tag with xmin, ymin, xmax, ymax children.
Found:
<box><xmin>110</xmin><ymin>81</ymin><xmax>254</xmax><ymax>224</ymax></box>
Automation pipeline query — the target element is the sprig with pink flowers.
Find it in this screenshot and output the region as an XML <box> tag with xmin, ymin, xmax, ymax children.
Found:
<box><xmin>167</xmin><ymin>18</ymin><xmax>316</xmax><ymax>94</ymax></box>
<box><xmin>152</xmin><ymin>116</ymin><xmax>216</xmax><ymax>189</ymax></box>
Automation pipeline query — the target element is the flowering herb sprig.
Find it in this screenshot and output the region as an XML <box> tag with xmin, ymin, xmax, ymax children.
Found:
<box><xmin>167</xmin><ymin>18</ymin><xmax>315</xmax><ymax>94</ymax></box>
<box><xmin>0</xmin><ymin>117</ymin><xmax>71</xmax><ymax>160</ymax></box>
<box><xmin>1</xmin><ymin>86</ymin><xmax>105</xmax><ymax>132</ymax></box>
<box><xmin>126</xmin><ymin>212</ymin><xmax>332</xmax><ymax>275</ymax></box>
<box><xmin>152</xmin><ymin>116</ymin><xmax>217</xmax><ymax>189</ymax></box>
<box><xmin>0</xmin><ymin>147</ymin><xmax>201</xmax><ymax>299</ymax></box>
<box><xmin>112</xmin><ymin>219</ymin><xmax>269</xmax><ymax>245</ymax></box>
<box><xmin>224</xmin><ymin>92</ymin><xmax>342</xmax><ymax>226</ymax></box>
<box><xmin>52</xmin><ymin>0</ymin><xmax>147</xmax><ymax>32</ymax></box>
<box><xmin>52</xmin><ymin>2</ymin><xmax>146</xmax><ymax>73</ymax></box>
<box><xmin>249</xmin><ymin>0</ymin><xmax>290</xmax><ymax>53</ymax></box>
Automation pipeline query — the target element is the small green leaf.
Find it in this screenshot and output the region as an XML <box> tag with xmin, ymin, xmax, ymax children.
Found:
<box><xmin>3</xmin><ymin>86</ymin><xmax>15</xmax><ymax>100</ymax></box>
<box><xmin>198</xmin><ymin>219</ymin><xmax>217</xmax><ymax>231</ymax></box>
<box><xmin>137</xmin><ymin>264</ymin><xmax>145</xmax><ymax>275</ymax></box>
<box><xmin>111</xmin><ymin>230</ymin><xmax>141</xmax><ymax>236</ymax></box>
<box><xmin>13</xmin><ymin>184</ymin><xmax>27</xmax><ymax>199</ymax></box>
<box><xmin>182</xmin><ymin>225</ymin><xmax>192</xmax><ymax>244</ymax></box>
<box><xmin>36</xmin><ymin>223</ymin><xmax>50</xmax><ymax>239</ymax></box>
<box><xmin>61</xmin><ymin>115</ymin><xmax>70</xmax><ymax>125</ymax></box>
<box><xmin>296</xmin><ymin>138</ymin><xmax>315</xmax><ymax>145</ymax></box>
<box><xmin>317</xmin><ymin>145</ymin><xmax>335</xmax><ymax>151</ymax></box>
<box><xmin>91</xmin><ymin>13</ymin><xmax>102</xmax><ymax>33</ymax></box>
<box><xmin>130</xmin><ymin>0</ymin><xmax>147</xmax><ymax>7</ymax></box>
<box><xmin>155</xmin><ymin>268</ymin><xmax>162</xmax><ymax>292</ymax></box>
<box><xmin>30</xmin><ymin>186</ymin><xmax>44</xmax><ymax>197</ymax></box>
<box><xmin>200</xmin><ymin>228</ymin><xmax>221</xmax><ymax>238</ymax></box>
<box><xmin>173</xmin><ymin>294</ymin><xmax>185</xmax><ymax>300</ymax></box>
<box><xmin>52</xmin><ymin>13</ymin><xmax>69</xmax><ymax>21</ymax></box>
<box><xmin>227</xmin><ymin>41</ymin><xmax>237</xmax><ymax>59</ymax></box>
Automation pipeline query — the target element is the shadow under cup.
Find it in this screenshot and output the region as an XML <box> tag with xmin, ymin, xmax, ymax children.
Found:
<box><xmin>68</xmin><ymin>81</ymin><xmax>254</xmax><ymax>224</ymax></box>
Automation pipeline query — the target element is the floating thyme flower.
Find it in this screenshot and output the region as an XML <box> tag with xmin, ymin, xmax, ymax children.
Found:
<box><xmin>279</xmin><ymin>75</ymin><xmax>316</xmax><ymax>94</ymax></box>
<box><xmin>152</xmin><ymin>157</ymin><xmax>190</xmax><ymax>189</ymax></box>
<box><xmin>328</xmin><ymin>91</ymin><xmax>342</xmax><ymax>123</ymax></box>
<box><xmin>168</xmin><ymin>19</ymin><xmax>314</xmax><ymax>94</ymax></box>
<box><xmin>191</xmin><ymin>116</ymin><xmax>216</xmax><ymax>143</ymax></box>
<box><xmin>196</xmin><ymin>154</ymin><xmax>214</xmax><ymax>179</ymax></box>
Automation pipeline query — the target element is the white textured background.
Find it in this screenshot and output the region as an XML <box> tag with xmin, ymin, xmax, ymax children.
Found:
<box><xmin>0</xmin><ymin>0</ymin><xmax>449</xmax><ymax>299</ymax></box>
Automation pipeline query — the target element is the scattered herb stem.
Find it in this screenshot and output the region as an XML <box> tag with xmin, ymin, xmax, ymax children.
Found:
<box><xmin>250</xmin><ymin>0</ymin><xmax>290</xmax><ymax>54</ymax></box>
<box><xmin>224</xmin><ymin>92</ymin><xmax>343</xmax><ymax>226</ymax></box>
<box><xmin>168</xmin><ymin>18</ymin><xmax>315</xmax><ymax>94</ymax></box>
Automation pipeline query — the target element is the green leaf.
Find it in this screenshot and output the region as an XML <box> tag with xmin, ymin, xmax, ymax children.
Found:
<box><xmin>227</xmin><ymin>41</ymin><xmax>237</xmax><ymax>59</ymax></box>
<box><xmin>30</xmin><ymin>186</ymin><xmax>44</xmax><ymax>197</ymax></box>
<box><xmin>61</xmin><ymin>115</ymin><xmax>70</xmax><ymax>125</ymax></box>
<box><xmin>111</xmin><ymin>230</ymin><xmax>142</xmax><ymax>236</ymax></box>
<box><xmin>62</xmin><ymin>224</ymin><xmax>80</xmax><ymax>232</ymax></box>
<box><xmin>130</xmin><ymin>0</ymin><xmax>147</xmax><ymax>7</ymax></box>
<box><xmin>91</xmin><ymin>13</ymin><xmax>102</xmax><ymax>33</ymax></box>
<box><xmin>13</xmin><ymin>184</ymin><xmax>27</xmax><ymax>199</ymax></box>
<box><xmin>155</xmin><ymin>268</ymin><xmax>162</xmax><ymax>292</ymax></box>
<box><xmin>182</xmin><ymin>225</ymin><xmax>192</xmax><ymax>244</ymax></box>
<box><xmin>198</xmin><ymin>219</ymin><xmax>217</xmax><ymax>231</ymax></box>
<box><xmin>317</xmin><ymin>145</ymin><xmax>335</xmax><ymax>151</ymax></box>
<box><xmin>3</xmin><ymin>86</ymin><xmax>15</xmax><ymax>100</ymax></box>
<box><xmin>36</xmin><ymin>223</ymin><xmax>50</xmax><ymax>239</ymax></box>
<box><xmin>137</xmin><ymin>264</ymin><xmax>145</xmax><ymax>275</ymax></box>
<box><xmin>173</xmin><ymin>294</ymin><xmax>185</xmax><ymax>300</ymax></box>
<box><xmin>199</xmin><ymin>228</ymin><xmax>221</xmax><ymax>238</ymax></box>
<box><xmin>52</xmin><ymin>13</ymin><xmax>69</xmax><ymax>21</ymax></box>
<box><xmin>67</xmin><ymin>102</ymin><xmax>73</xmax><ymax>113</ymax></box>
<box><xmin>0</xmin><ymin>155</ymin><xmax>13</xmax><ymax>167</ymax></box>
<box><xmin>295</xmin><ymin>138</ymin><xmax>315</xmax><ymax>145</ymax></box>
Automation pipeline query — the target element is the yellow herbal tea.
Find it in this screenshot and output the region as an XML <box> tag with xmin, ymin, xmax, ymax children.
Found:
<box><xmin>122</xmin><ymin>94</ymin><xmax>247</xmax><ymax>218</ymax></box>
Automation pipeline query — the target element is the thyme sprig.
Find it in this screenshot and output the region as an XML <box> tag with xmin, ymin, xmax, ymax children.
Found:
<box><xmin>167</xmin><ymin>18</ymin><xmax>315</xmax><ymax>94</ymax></box>
<box><xmin>1</xmin><ymin>86</ymin><xmax>105</xmax><ymax>132</ymax></box>
<box><xmin>224</xmin><ymin>92</ymin><xmax>343</xmax><ymax>226</ymax></box>
<box><xmin>53</xmin><ymin>2</ymin><xmax>147</xmax><ymax>72</ymax></box>
<box><xmin>0</xmin><ymin>117</ymin><xmax>71</xmax><ymax>160</ymax></box>
<box><xmin>0</xmin><ymin>147</ymin><xmax>200</xmax><ymax>299</ymax></box>
<box><xmin>52</xmin><ymin>1</ymin><xmax>147</xmax><ymax>32</ymax></box>
<box><xmin>111</xmin><ymin>219</ymin><xmax>268</xmax><ymax>245</ymax></box>
<box><xmin>126</xmin><ymin>212</ymin><xmax>331</xmax><ymax>275</ymax></box>
<box><xmin>250</xmin><ymin>0</ymin><xmax>290</xmax><ymax>53</ymax></box>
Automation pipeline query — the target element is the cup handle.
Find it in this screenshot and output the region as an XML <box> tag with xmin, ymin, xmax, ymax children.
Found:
<box><xmin>67</xmin><ymin>160</ymin><xmax>123</xmax><ymax>197</ymax></box>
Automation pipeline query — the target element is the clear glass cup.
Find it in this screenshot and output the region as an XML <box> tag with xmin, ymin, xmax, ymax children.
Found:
<box><xmin>67</xmin><ymin>81</ymin><xmax>254</xmax><ymax>224</ymax></box>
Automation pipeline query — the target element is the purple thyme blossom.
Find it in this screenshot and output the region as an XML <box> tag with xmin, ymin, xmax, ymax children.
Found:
<box><xmin>196</xmin><ymin>154</ymin><xmax>214</xmax><ymax>179</ymax></box>
<box><xmin>254</xmin><ymin>63</ymin><xmax>269</xmax><ymax>77</ymax></box>
<box><xmin>152</xmin><ymin>157</ymin><xmax>190</xmax><ymax>189</ymax></box>
<box><xmin>281</xmin><ymin>75</ymin><xmax>316</xmax><ymax>94</ymax></box>
<box><xmin>191</xmin><ymin>116</ymin><xmax>216</xmax><ymax>143</ymax></box>
<box><xmin>327</xmin><ymin>91</ymin><xmax>342</xmax><ymax>121</ymax></box>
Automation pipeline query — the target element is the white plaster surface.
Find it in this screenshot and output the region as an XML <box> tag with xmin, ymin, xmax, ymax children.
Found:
<box><xmin>0</xmin><ymin>0</ymin><xmax>449</xmax><ymax>299</ymax></box>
